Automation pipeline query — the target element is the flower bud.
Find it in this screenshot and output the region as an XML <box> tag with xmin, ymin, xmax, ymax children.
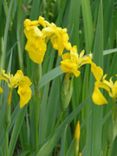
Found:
<box><xmin>61</xmin><ymin>74</ymin><xmax>73</xmax><ymax>110</ymax></box>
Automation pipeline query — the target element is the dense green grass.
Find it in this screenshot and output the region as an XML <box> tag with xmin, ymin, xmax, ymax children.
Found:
<box><xmin>0</xmin><ymin>0</ymin><xmax>117</xmax><ymax>156</ymax></box>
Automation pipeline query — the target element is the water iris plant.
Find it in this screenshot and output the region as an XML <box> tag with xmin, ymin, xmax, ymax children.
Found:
<box><xmin>0</xmin><ymin>1</ymin><xmax>117</xmax><ymax>155</ymax></box>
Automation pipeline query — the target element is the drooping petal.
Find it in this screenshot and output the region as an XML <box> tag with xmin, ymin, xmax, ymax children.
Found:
<box><xmin>25</xmin><ymin>38</ymin><xmax>47</xmax><ymax>64</ymax></box>
<box><xmin>18</xmin><ymin>85</ymin><xmax>32</xmax><ymax>108</ymax></box>
<box><xmin>92</xmin><ymin>86</ymin><xmax>108</xmax><ymax>105</ymax></box>
<box><xmin>43</xmin><ymin>24</ymin><xmax>71</xmax><ymax>55</ymax></box>
<box><xmin>25</xmin><ymin>28</ymin><xmax>46</xmax><ymax>64</ymax></box>
<box><xmin>24</xmin><ymin>22</ymin><xmax>47</xmax><ymax>64</ymax></box>
<box><xmin>50</xmin><ymin>28</ymin><xmax>71</xmax><ymax>55</ymax></box>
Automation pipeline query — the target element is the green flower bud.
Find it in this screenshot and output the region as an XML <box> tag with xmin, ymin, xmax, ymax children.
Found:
<box><xmin>61</xmin><ymin>74</ymin><xmax>73</xmax><ymax>110</ymax></box>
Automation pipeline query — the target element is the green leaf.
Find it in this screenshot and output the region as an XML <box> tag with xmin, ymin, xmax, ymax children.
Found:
<box><xmin>36</xmin><ymin>98</ymin><xmax>88</xmax><ymax>156</ymax></box>
<box><xmin>103</xmin><ymin>48</ymin><xmax>117</xmax><ymax>55</ymax></box>
<box><xmin>39</xmin><ymin>66</ymin><xmax>63</xmax><ymax>88</ymax></box>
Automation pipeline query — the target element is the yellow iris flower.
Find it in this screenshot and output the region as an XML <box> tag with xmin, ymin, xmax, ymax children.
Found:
<box><xmin>0</xmin><ymin>70</ymin><xmax>32</xmax><ymax>108</ymax></box>
<box><xmin>60</xmin><ymin>46</ymin><xmax>92</xmax><ymax>77</ymax></box>
<box><xmin>91</xmin><ymin>63</ymin><xmax>109</xmax><ymax>105</ymax></box>
<box><xmin>91</xmin><ymin>63</ymin><xmax>117</xmax><ymax>105</ymax></box>
<box><xmin>24</xmin><ymin>16</ymin><xmax>71</xmax><ymax>64</ymax></box>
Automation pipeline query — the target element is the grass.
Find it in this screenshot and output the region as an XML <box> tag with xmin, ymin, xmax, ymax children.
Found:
<box><xmin>0</xmin><ymin>0</ymin><xmax>117</xmax><ymax>156</ymax></box>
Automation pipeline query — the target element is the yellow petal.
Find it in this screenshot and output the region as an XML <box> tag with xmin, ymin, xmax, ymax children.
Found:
<box><xmin>70</xmin><ymin>45</ymin><xmax>77</xmax><ymax>53</ymax></box>
<box><xmin>38</xmin><ymin>16</ymin><xmax>48</xmax><ymax>27</ymax></box>
<box><xmin>111</xmin><ymin>81</ymin><xmax>117</xmax><ymax>99</ymax></box>
<box><xmin>45</xmin><ymin>24</ymin><xmax>70</xmax><ymax>55</ymax></box>
<box><xmin>62</xmin><ymin>53</ymin><xmax>71</xmax><ymax>60</ymax></box>
<box><xmin>25</xmin><ymin>37</ymin><xmax>47</xmax><ymax>64</ymax></box>
<box><xmin>19</xmin><ymin>76</ymin><xmax>32</xmax><ymax>86</ymax></box>
<box><xmin>10</xmin><ymin>70</ymin><xmax>24</xmax><ymax>88</ymax></box>
<box><xmin>24</xmin><ymin>19</ymin><xmax>39</xmax><ymax>28</ymax></box>
<box><xmin>78</xmin><ymin>56</ymin><xmax>92</xmax><ymax>67</ymax></box>
<box><xmin>79</xmin><ymin>50</ymin><xmax>85</xmax><ymax>57</ymax></box>
<box><xmin>74</xmin><ymin>121</ymin><xmax>80</xmax><ymax>140</ymax></box>
<box><xmin>91</xmin><ymin>62</ymin><xmax>103</xmax><ymax>81</ymax></box>
<box><xmin>95</xmin><ymin>81</ymin><xmax>111</xmax><ymax>93</ymax></box>
<box><xmin>70</xmin><ymin>51</ymin><xmax>79</xmax><ymax>64</ymax></box>
<box><xmin>18</xmin><ymin>85</ymin><xmax>32</xmax><ymax>108</ymax></box>
<box><xmin>60</xmin><ymin>61</ymin><xmax>80</xmax><ymax>77</ymax></box>
<box><xmin>24</xmin><ymin>23</ymin><xmax>47</xmax><ymax>64</ymax></box>
<box><xmin>92</xmin><ymin>87</ymin><xmax>108</xmax><ymax>105</ymax></box>
<box><xmin>0</xmin><ymin>69</ymin><xmax>9</xmax><ymax>82</ymax></box>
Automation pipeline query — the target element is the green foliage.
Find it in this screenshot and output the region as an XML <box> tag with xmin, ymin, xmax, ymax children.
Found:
<box><xmin>0</xmin><ymin>0</ymin><xmax>117</xmax><ymax>156</ymax></box>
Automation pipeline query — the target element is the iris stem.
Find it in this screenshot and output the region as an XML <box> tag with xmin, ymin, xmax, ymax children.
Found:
<box><xmin>32</xmin><ymin>64</ymin><xmax>42</xmax><ymax>149</ymax></box>
<box><xmin>75</xmin><ymin>140</ymin><xmax>79</xmax><ymax>156</ymax></box>
<box><xmin>5</xmin><ymin>104</ymin><xmax>11</xmax><ymax>156</ymax></box>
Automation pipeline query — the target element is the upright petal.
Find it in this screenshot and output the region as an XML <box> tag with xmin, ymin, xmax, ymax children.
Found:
<box><xmin>111</xmin><ymin>81</ymin><xmax>117</xmax><ymax>99</ymax></box>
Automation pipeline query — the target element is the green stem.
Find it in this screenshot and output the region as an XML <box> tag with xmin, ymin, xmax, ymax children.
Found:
<box><xmin>75</xmin><ymin>140</ymin><xmax>79</xmax><ymax>156</ymax></box>
<box><xmin>4</xmin><ymin>104</ymin><xmax>11</xmax><ymax>156</ymax></box>
<box><xmin>31</xmin><ymin>64</ymin><xmax>42</xmax><ymax>149</ymax></box>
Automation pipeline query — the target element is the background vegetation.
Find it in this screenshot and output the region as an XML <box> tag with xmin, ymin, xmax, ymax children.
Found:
<box><xmin>0</xmin><ymin>0</ymin><xmax>117</xmax><ymax>156</ymax></box>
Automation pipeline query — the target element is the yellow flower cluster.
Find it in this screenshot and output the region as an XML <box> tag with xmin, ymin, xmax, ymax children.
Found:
<box><xmin>24</xmin><ymin>16</ymin><xmax>71</xmax><ymax>64</ymax></box>
<box><xmin>0</xmin><ymin>70</ymin><xmax>32</xmax><ymax>108</ymax></box>
<box><xmin>91</xmin><ymin>63</ymin><xmax>117</xmax><ymax>105</ymax></box>
<box><xmin>24</xmin><ymin>16</ymin><xmax>117</xmax><ymax>106</ymax></box>
<box><xmin>24</xmin><ymin>16</ymin><xmax>92</xmax><ymax>77</ymax></box>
